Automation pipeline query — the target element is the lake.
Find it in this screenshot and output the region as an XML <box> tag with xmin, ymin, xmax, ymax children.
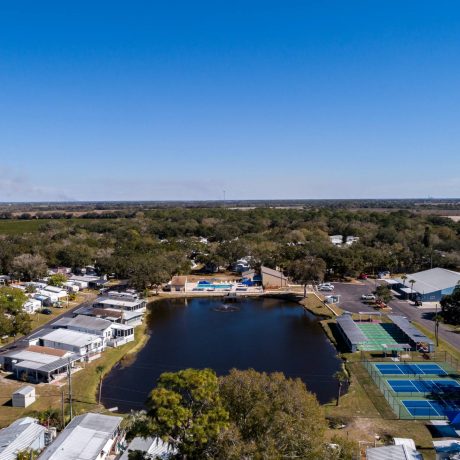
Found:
<box><xmin>101</xmin><ymin>297</ymin><xmax>342</xmax><ymax>411</ymax></box>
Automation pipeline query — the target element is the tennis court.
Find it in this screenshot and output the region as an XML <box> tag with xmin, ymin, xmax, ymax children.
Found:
<box><xmin>357</xmin><ymin>323</ymin><xmax>407</xmax><ymax>351</ymax></box>
<box><xmin>375</xmin><ymin>362</ymin><xmax>447</xmax><ymax>376</ymax></box>
<box><xmin>388</xmin><ymin>379</ymin><xmax>460</xmax><ymax>394</ymax></box>
<box><xmin>402</xmin><ymin>399</ymin><xmax>460</xmax><ymax>417</ymax></box>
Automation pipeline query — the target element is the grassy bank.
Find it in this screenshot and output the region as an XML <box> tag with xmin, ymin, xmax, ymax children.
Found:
<box><xmin>72</xmin><ymin>323</ymin><xmax>149</xmax><ymax>414</ymax></box>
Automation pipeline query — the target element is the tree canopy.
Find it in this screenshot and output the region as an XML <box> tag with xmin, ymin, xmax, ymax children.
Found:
<box><xmin>129</xmin><ymin>368</ymin><xmax>355</xmax><ymax>460</ymax></box>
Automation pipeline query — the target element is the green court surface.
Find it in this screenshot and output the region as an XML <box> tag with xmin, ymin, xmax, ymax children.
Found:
<box><xmin>357</xmin><ymin>322</ymin><xmax>408</xmax><ymax>351</ymax></box>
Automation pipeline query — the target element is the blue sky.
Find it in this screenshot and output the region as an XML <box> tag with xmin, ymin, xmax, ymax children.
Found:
<box><xmin>0</xmin><ymin>1</ymin><xmax>459</xmax><ymax>201</ymax></box>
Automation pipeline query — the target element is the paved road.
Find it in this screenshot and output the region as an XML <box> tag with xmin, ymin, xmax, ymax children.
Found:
<box><xmin>332</xmin><ymin>280</ymin><xmax>460</xmax><ymax>351</ymax></box>
<box><xmin>1</xmin><ymin>292</ymin><xmax>97</xmax><ymax>352</ymax></box>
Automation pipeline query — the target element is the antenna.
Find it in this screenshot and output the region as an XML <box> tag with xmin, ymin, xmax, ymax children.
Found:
<box><xmin>223</xmin><ymin>190</ymin><xmax>226</xmax><ymax>202</ymax></box>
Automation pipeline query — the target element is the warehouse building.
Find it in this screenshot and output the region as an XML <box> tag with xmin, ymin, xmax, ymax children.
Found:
<box><xmin>392</xmin><ymin>267</ymin><xmax>460</xmax><ymax>302</ymax></box>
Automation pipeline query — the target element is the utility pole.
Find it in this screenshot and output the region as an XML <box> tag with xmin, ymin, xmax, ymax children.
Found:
<box><xmin>435</xmin><ymin>303</ymin><xmax>440</xmax><ymax>347</ymax></box>
<box><xmin>61</xmin><ymin>389</ymin><xmax>65</xmax><ymax>428</ymax></box>
<box><xmin>67</xmin><ymin>359</ymin><xmax>73</xmax><ymax>421</ymax></box>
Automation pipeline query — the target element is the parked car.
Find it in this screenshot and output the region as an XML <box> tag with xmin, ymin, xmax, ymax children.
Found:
<box><xmin>318</xmin><ymin>283</ymin><xmax>334</xmax><ymax>291</ymax></box>
<box><xmin>358</xmin><ymin>273</ymin><xmax>368</xmax><ymax>280</ymax></box>
<box><xmin>40</xmin><ymin>308</ymin><xmax>53</xmax><ymax>315</ymax></box>
<box><xmin>361</xmin><ymin>294</ymin><xmax>376</xmax><ymax>301</ymax></box>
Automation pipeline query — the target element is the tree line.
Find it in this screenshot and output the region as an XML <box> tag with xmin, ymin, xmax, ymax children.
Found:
<box><xmin>0</xmin><ymin>208</ymin><xmax>458</xmax><ymax>291</ymax></box>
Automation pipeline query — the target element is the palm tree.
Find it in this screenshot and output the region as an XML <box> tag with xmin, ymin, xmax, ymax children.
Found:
<box><xmin>401</xmin><ymin>274</ymin><xmax>407</xmax><ymax>287</ymax></box>
<box><xmin>96</xmin><ymin>365</ymin><xmax>105</xmax><ymax>405</ymax></box>
<box><xmin>409</xmin><ymin>279</ymin><xmax>416</xmax><ymax>300</ymax></box>
<box><xmin>334</xmin><ymin>370</ymin><xmax>348</xmax><ymax>406</ymax></box>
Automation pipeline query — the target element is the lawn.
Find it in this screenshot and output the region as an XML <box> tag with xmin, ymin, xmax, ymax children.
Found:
<box><xmin>300</xmin><ymin>293</ymin><xmax>342</xmax><ymax>318</ymax></box>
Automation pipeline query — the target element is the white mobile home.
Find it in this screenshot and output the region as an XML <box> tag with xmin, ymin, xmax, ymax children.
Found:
<box><xmin>23</xmin><ymin>298</ymin><xmax>42</xmax><ymax>314</ymax></box>
<box><xmin>0</xmin><ymin>417</ymin><xmax>47</xmax><ymax>460</ymax></box>
<box><xmin>40</xmin><ymin>413</ymin><xmax>123</xmax><ymax>460</ymax></box>
<box><xmin>39</xmin><ymin>329</ymin><xmax>104</xmax><ymax>359</ymax></box>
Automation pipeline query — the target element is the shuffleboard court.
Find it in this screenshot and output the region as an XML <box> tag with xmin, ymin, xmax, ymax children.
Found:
<box><xmin>402</xmin><ymin>399</ymin><xmax>460</xmax><ymax>417</ymax></box>
<box><xmin>375</xmin><ymin>363</ymin><xmax>447</xmax><ymax>376</ymax></box>
<box><xmin>388</xmin><ymin>379</ymin><xmax>460</xmax><ymax>394</ymax></box>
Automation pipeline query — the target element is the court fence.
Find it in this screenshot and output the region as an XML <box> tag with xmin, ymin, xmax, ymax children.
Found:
<box><xmin>361</xmin><ymin>358</ymin><xmax>451</xmax><ymax>420</ymax></box>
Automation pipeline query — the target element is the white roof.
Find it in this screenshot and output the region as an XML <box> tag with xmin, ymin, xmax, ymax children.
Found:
<box><xmin>55</xmin><ymin>315</ymin><xmax>112</xmax><ymax>332</ymax></box>
<box><xmin>41</xmin><ymin>329</ymin><xmax>101</xmax><ymax>347</ymax></box>
<box><xmin>366</xmin><ymin>444</ymin><xmax>422</xmax><ymax>460</ymax></box>
<box><xmin>393</xmin><ymin>439</ymin><xmax>416</xmax><ymax>450</ymax></box>
<box><xmin>40</xmin><ymin>413</ymin><xmax>122</xmax><ymax>460</ymax></box>
<box><xmin>395</xmin><ymin>268</ymin><xmax>460</xmax><ymax>294</ymax></box>
<box><xmin>0</xmin><ymin>418</ymin><xmax>46</xmax><ymax>460</ymax></box>
<box><xmin>3</xmin><ymin>349</ymin><xmax>60</xmax><ymax>365</ymax></box>
<box><xmin>69</xmin><ymin>275</ymin><xmax>100</xmax><ymax>282</ymax></box>
<box><xmin>119</xmin><ymin>437</ymin><xmax>176</xmax><ymax>460</ymax></box>
<box><xmin>97</xmin><ymin>298</ymin><xmax>144</xmax><ymax>308</ymax></box>
<box><xmin>13</xmin><ymin>386</ymin><xmax>35</xmax><ymax>396</ymax></box>
<box><xmin>44</xmin><ymin>286</ymin><xmax>67</xmax><ymax>294</ymax></box>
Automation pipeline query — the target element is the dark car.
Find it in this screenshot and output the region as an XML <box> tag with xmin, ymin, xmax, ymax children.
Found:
<box><xmin>41</xmin><ymin>308</ymin><xmax>53</xmax><ymax>315</ymax></box>
<box><xmin>358</xmin><ymin>273</ymin><xmax>368</xmax><ymax>280</ymax></box>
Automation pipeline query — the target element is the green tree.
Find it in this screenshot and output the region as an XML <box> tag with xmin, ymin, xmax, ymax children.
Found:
<box><xmin>48</xmin><ymin>273</ymin><xmax>68</xmax><ymax>287</ymax></box>
<box><xmin>0</xmin><ymin>287</ymin><xmax>31</xmax><ymax>337</ymax></box>
<box><xmin>375</xmin><ymin>284</ymin><xmax>393</xmax><ymax>304</ymax></box>
<box><xmin>441</xmin><ymin>284</ymin><xmax>460</xmax><ymax>325</ymax></box>
<box><xmin>144</xmin><ymin>368</ymin><xmax>229</xmax><ymax>458</ymax></box>
<box><xmin>218</xmin><ymin>369</ymin><xmax>327</xmax><ymax>459</ymax></box>
<box><xmin>286</xmin><ymin>256</ymin><xmax>327</xmax><ymax>297</ymax></box>
<box><xmin>16</xmin><ymin>449</ymin><xmax>40</xmax><ymax>460</ymax></box>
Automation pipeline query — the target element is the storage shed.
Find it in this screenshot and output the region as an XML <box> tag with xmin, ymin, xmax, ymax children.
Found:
<box><xmin>12</xmin><ymin>386</ymin><xmax>36</xmax><ymax>408</ymax></box>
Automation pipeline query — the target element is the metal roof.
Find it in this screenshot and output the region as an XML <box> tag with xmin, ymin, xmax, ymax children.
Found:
<box><xmin>336</xmin><ymin>314</ymin><xmax>367</xmax><ymax>345</ymax></box>
<box><xmin>366</xmin><ymin>445</ymin><xmax>422</xmax><ymax>460</ymax></box>
<box><xmin>40</xmin><ymin>413</ymin><xmax>122</xmax><ymax>460</ymax></box>
<box><xmin>388</xmin><ymin>315</ymin><xmax>434</xmax><ymax>346</ymax></box>
<box><xmin>119</xmin><ymin>437</ymin><xmax>176</xmax><ymax>460</ymax></box>
<box><xmin>394</xmin><ymin>268</ymin><xmax>460</xmax><ymax>294</ymax></box>
<box><xmin>261</xmin><ymin>266</ymin><xmax>288</xmax><ymax>279</ymax></box>
<box><xmin>96</xmin><ymin>297</ymin><xmax>144</xmax><ymax>308</ymax></box>
<box><xmin>40</xmin><ymin>329</ymin><xmax>101</xmax><ymax>348</ymax></box>
<box><xmin>2</xmin><ymin>349</ymin><xmax>60</xmax><ymax>365</ymax></box>
<box><xmin>54</xmin><ymin>315</ymin><xmax>112</xmax><ymax>332</ymax></box>
<box><xmin>0</xmin><ymin>418</ymin><xmax>46</xmax><ymax>460</ymax></box>
<box><xmin>13</xmin><ymin>386</ymin><xmax>34</xmax><ymax>396</ymax></box>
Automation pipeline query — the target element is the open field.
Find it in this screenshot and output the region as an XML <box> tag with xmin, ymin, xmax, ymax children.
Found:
<box><xmin>0</xmin><ymin>218</ymin><xmax>119</xmax><ymax>235</ymax></box>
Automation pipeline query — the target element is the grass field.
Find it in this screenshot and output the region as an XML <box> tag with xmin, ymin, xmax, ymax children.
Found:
<box><xmin>0</xmin><ymin>218</ymin><xmax>116</xmax><ymax>235</ymax></box>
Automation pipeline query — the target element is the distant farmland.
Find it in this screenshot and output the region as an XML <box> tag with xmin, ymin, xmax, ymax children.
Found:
<box><xmin>0</xmin><ymin>218</ymin><xmax>113</xmax><ymax>235</ymax></box>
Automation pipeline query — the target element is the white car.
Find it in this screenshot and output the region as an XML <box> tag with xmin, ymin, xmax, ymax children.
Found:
<box><xmin>361</xmin><ymin>294</ymin><xmax>376</xmax><ymax>301</ymax></box>
<box><xmin>318</xmin><ymin>283</ymin><xmax>334</xmax><ymax>291</ymax></box>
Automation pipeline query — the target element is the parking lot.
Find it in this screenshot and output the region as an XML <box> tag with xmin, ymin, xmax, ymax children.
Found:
<box><xmin>324</xmin><ymin>280</ymin><xmax>378</xmax><ymax>313</ymax></box>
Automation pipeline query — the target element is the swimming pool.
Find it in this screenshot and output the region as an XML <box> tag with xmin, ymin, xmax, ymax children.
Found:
<box><xmin>194</xmin><ymin>284</ymin><xmax>233</xmax><ymax>290</ymax></box>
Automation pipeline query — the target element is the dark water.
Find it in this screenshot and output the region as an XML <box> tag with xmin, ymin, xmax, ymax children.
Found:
<box><xmin>102</xmin><ymin>297</ymin><xmax>342</xmax><ymax>411</ymax></box>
